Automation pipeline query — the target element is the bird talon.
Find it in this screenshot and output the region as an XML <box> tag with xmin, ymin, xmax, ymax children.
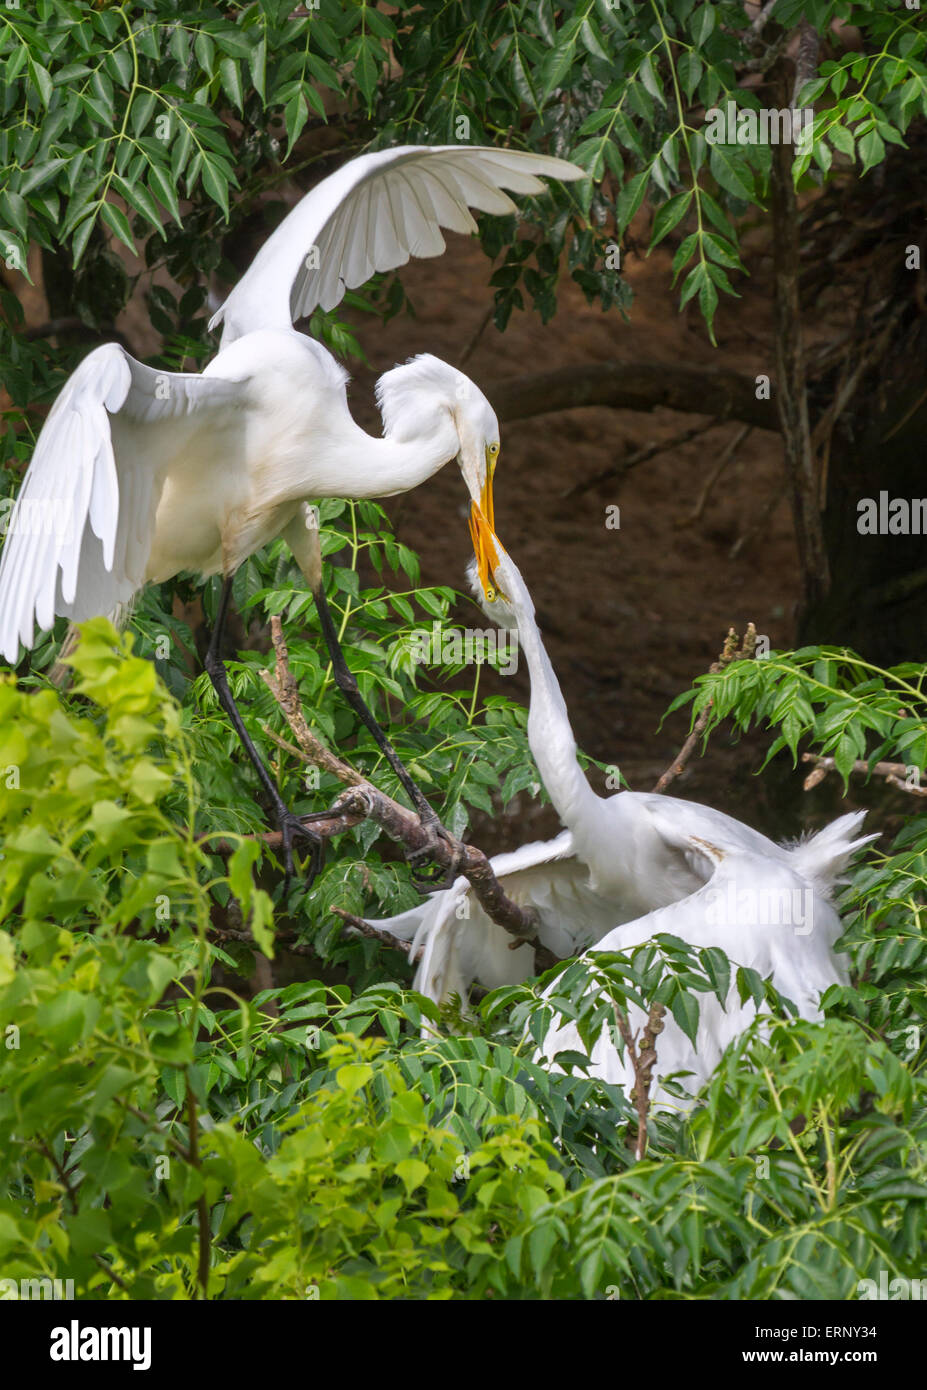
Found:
<box><xmin>405</xmin><ymin>820</ymin><xmax>460</xmax><ymax>892</ymax></box>
<box><xmin>278</xmin><ymin>812</ymin><xmax>325</xmax><ymax>894</ymax></box>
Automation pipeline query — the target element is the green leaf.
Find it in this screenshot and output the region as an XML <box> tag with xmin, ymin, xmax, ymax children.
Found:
<box><xmin>148</xmin><ymin>163</ymin><xmax>182</xmax><ymax>224</ymax></box>
<box><xmin>35</xmin><ymin>991</ymin><xmax>99</xmax><ymax>1050</ymax></box>
<box><xmin>709</xmin><ymin>146</ymin><xmax>753</xmax><ymax>202</ymax></box>
<box><xmin>285</xmin><ymin>92</ymin><xmax>310</xmax><ymax>157</ymax></box>
<box><xmin>100</xmin><ymin>200</ymin><xmax>136</xmax><ymax>252</ymax></box>
<box><xmin>337</xmin><ymin>1063</ymin><xmax>374</xmax><ymax>1096</ymax></box>
<box><xmin>649</xmin><ymin>191</ymin><xmax>692</xmax><ymax>248</ymax></box>
<box><xmin>219</xmin><ymin>57</ymin><xmax>243</xmax><ymax>113</ymax></box>
<box><xmin>858</xmin><ymin>128</ymin><xmax>886</xmax><ymax>175</ymax></box>
<box><xmin>114</xmin><ymin>176</ymin><xmax>164</xmax><ymax>235</ymax></box>
<box><xmin>201</xmin><ymin>158</ymin><xmax>230</xmax><ymax>218</ymax></box>
<box><xmin>616</xmin><ymin>171</ymin><xmax>649</xmax><ymax>234</ymax></box>
<box><xmin>28</xmin><ymin>58</ymin><xmax>53</xmax><ymax>108</ymax></box>
<box><xmin>669</xmin><ymin>988</ymin><xmax>700</xmax><ymax>1047</ymax></box>
<box><xmin>395</xmin><ymin>1158</ymin><xmax>430</xmax><ymax>1195</ymax></box>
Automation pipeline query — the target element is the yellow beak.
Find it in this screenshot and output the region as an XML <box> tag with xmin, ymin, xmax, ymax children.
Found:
<box><xmin>469</xmin><ymin>450</ymin><xmax>506</xmax><ymax>601</ymax></box>
<box><xmin>469</xmin><ymin>502</ymin><xmax>500</xmax><ymax>601</ymax></box>
<box><xmin>480</xmin><ymin>462</ymin><xmax>495</xmax><ymax>534</ymax></box>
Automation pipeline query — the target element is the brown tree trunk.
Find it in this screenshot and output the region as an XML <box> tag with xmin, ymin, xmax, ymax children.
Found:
<box><xmin>799</xmin><ymin>318</ymin><xmax>927</xmax><ymax>663</ymax></box>
<box><xmin>768</xmin><ymin>62</ymin><xmax>830</xmax><ymax>611</ymax></box>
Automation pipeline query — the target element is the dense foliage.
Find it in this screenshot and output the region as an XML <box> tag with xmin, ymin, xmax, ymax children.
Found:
<box><xmin>2</xmin><ymin>591</ymin><xmax>926</xmax><ymax>1299</ymax></box>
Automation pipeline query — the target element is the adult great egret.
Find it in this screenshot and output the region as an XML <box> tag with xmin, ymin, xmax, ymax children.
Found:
<box><xmin>0</xmin><ymin>144</ymin><xmax>582</xmax><ymax>877</ymax></box>
<box><xmin>370</xmin><ymin>538</ymin><xmax>873</xmax><ymax>1099</ymax></box>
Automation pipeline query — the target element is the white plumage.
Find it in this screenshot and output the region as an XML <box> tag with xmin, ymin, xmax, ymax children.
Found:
<box><xmin>0</xmin><ymin>144</ymin><xmax>582</xmax><ymax>663</ymax></box>
<box><xmin>536</xmin><ymin>838</ymin><xmax>865</xmax><ymax>1109</ymax></box>
<box><xmin>210</xmin><ymin>144</ymin><xmax>578</xmax><ymax>346</ymax></box>
<box><xmin>370</xmin><ymin>541</ymin><xmax>874</xmax><ymax>1104</ymax></box>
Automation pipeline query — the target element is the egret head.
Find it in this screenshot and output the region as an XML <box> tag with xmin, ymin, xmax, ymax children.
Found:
<box><xmin>465</xmin><ymin>533</ymin><xmax>527</xmax><ymax>619</ymax></box>
<box><xmin>466</xmin><ymin>557</ymin><xmax>516</xmax><ymax>626</ymax></box>
<box><xmin>376</xmin><ymin>354</ymin><xmax>503</xmax><ymax>599</ymax></box>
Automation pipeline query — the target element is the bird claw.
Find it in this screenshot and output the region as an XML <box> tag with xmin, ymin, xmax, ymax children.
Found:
<box><xmin>405</xmin><ymin>815</ymin><xmax>460</xmax><ymax>892</ymax></box>
<box><xmin>277</xmin><ymin>811</ymin><xmax>325</xmax><ymax>894</ymax></box>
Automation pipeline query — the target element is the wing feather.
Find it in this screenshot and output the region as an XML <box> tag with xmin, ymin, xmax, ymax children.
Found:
<box><xmin>0</xmin><ymin>345</ymin><xmax>239</xmax><ymax>662</ymax></box>
<box><xmin>209</xmin><ymin>144</ymin><xmax>583</xmax><ymax>345</ymax></box>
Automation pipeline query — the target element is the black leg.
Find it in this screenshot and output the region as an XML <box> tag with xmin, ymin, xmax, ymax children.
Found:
<box><xmin>313</xmin><ymin>582</ymin><xmax>459</xmax><ymax>889</ymax></box>
<box><xmin>204</xmin><ymin>576</ymin><xmax>323</xmax><ymax>887</ymax></box>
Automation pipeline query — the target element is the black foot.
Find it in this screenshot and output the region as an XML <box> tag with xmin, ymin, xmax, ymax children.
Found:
<box><xmin>277</xmin><ymin>811</ymin><xmax>325</xmax><ymax>894</ymax></box>
<box><xmin>405</xmin><ymin>811</ymin><xmax>461</xmax><ymax>892</ymax></box>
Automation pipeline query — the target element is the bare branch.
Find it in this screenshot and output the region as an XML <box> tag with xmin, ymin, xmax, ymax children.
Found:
<box><xmin>791</xmin><ymin>18</ymin><xmax>821</xmax><ymax>110</ymax></box>
<box><xmin>801</xmin><ymin>752</ymin><xmax>927</xmax><ymax>797</ymax></box>
<box><xmin>458</xmin><ymin>303</ymin><xmax>494</xmax><ymax>366</ymax></box>
<box><xmin>493</xmin><ymin>361</ymin><xmax>779</xmax><ymax>433</ymax></box>
<box><xmin>564</xmin><ymin>417</ymin><xmax>722</xmax><ymax>500</ymax></box>
<box><xmin>769</xmin><ymin>60</ymin><xmax>830</xmax><ymax>606</ymax></box>
<box><xmin>260</xmin><ymin>617</ymin><xmax>549</xmax><ymax>950</ymax></box>
<box><xmin>677</xmin><ymin>424</ymin><xmax>753</xmax><ymax>527</ymax></box>
<box><xmin>652</xmin><ymin>625</ymin><xmax>757</xmax><ymax>793</ymax></box>
<box><xmin>186</xmin><ymin>1080</ymin><xmax>211</xmax><ymax>1300</ymax></box>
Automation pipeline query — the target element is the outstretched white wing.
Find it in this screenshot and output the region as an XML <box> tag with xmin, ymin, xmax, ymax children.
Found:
<box><xmin>0</xmin><ymin>344</ymin><xmax>240</xmax><ymax>662</ymax></box>
<box><xmin>368</xmin><ymin>830</ymin><xmax>623</xmax><ymax>1006</ymax></box>
<box><xmin>209</xmin><ymin>145</ymin><xmax>583</xmax><ymax>346</ymax></box>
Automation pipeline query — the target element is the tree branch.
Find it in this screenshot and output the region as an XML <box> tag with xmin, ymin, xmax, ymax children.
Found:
<box><xmin>492</xmin><ymin>360</ymin><xmax>779</xmax><ymax>433</ymax></box>
<box><xmin>677</xmin><ymin>424</ymin><xmax>752</xmax><ymax>527</ymax></box>
<box><xmin>260</xmin><ymin>617</ymin><xmax>548</xmax><ymax>950</ymax></box>
<box><xmin>613</xmin><ymin>1001</ymin><xmax>666</xmax><ymax>1161</ymax></box>
<box><xmin>801</xmin><ymin>752</ymin><xmax>927</xmax><ymax>797</ymax></box>
<box><xmin>791</xmin><ymin>18</ymin><xmax>821</xmax><ymax>110</ymax></box>
<box><xmin>564</xmin><ymin>416</ymin><xmax>722</xmax><ymax>500</ymax></box>
<box><xmin>332</xmin><ymin>905</ymin><xmax>422</xmax><ymax>957</ymax></box>
<box><xmin>186</xmin><ymin>1078</ymin><xmax>211</xmax><ymax>1300</ymax></box>
<box><xmin>652</xmin><ymin>625</ymin><xmax>758</xmax><ymax>793</ymax></box>
<box><xmin>769</xmin><ymin>60</ymin><xmax>830</xmax><ymax>606</ymax></box>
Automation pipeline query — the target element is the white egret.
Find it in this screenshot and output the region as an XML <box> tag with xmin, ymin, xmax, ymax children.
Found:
<box><xmin>0</xmin><ymin>144</ymin><xmax>582</xmax><ymax>877</ymax></box>
<box><xmin>536</xmin><ymin>834</ymin><xmax>866</xmax><ymax>1109</ymax></box>
<box><xmin>370</xmin><ymin>537</ymin><xmax>873</xmax><ymax>1099</ymax></box>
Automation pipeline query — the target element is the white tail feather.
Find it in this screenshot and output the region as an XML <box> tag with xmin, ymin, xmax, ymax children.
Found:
<box><xmin>786</xmin><ymin>811</ymin><xmax>877</xmax><ymax>897</ymax></box>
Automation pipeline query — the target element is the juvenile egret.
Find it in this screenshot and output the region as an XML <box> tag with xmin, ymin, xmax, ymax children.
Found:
<box><xmin>0</xmin><ymin>144</ymin><xmax>582</xmax><ymax>876</ymax></box>
<box><xmin>536</xmin><ymin>835</ymin><xmax>866</xmax><ymax>1109</ymax></box>
<box><xmin>370</xmin><ymin>538</ymin><xmax>873</xmax><ymax>1098</ymax></box>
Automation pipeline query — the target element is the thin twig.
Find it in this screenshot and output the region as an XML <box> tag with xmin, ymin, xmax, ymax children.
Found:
<box><xmin>564</xmin><ymin>417</ymin><xmax>721</xmax><ymax>500</ymax></box>
<box><xmin>749</xmin><ymin>0</ymin><xmax>779</xmax><ymax>38</ymax></box>
<box><xmin>677</xmin><ymin>423</ymin><xmax>752</xmax><ymax>527</ymax></box>
<box><xmin>810</xmin><ymin>300</ymin><xmax>907</xmax><ymax>506</ymax></box>
<box><xmin>186</xmin><ymin>1079</ymin><xmax>211</xmax><ymax>1300</ymax></box>
<box><xmin>332</xmin><ymin>905</ymin><xmax>421</xmax><ymax>957</ymax></box>
<box><xmin>37</xmin><ymin>1139</ymin><xmax>131</xmax><ymax>1293</ymax></box>
<box><xmin>729</xmin><ymin>485</ymin><xmax>783</xmax><ymax>560</ymax></box>
<box><xmin>652</xmin><ymin>625</ymin><xmax>757</xmax><ymax>793</ymax></box>
<box><xmin>459</xmin><ymin>303</ymin><xmax>494</xmax><ymax>366</ymax></box>
<box><xmin>210</xmin><ymin>923</ymin><xmax>322</xmax><ymax>958</ymax></box>
<box><xmin>769</xmin><ymin>56</ymin><xmax>830</xmax><ymax>606</ymax></box>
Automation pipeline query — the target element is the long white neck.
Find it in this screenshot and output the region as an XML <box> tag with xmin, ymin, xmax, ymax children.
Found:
<box><xmin>296</xmin><ymin>352</ymin><xmax>464</xmax><ymax>500</ymax></box>
<box><xmin>501</xmin><ymin>565</ymin><xmax>657</xmax><ymax>904</ymax></box>
<box><xmin>323</xmin><ymin>411</ymin><xmax>460</xmax><ymax>500</ymax></box>
<box><xmin>504</xmin><ymin>574</ymin><xmax>604</xmax><ymax>834</ymax></box>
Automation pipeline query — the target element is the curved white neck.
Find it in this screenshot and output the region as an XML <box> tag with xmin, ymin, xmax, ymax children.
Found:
<box><xmin>303</xmin><ymin>408</ymin><xmax>460</xmax><ymax>501</ymax></box>
<box><xmin>506</xmin><ymin>579</ymin><xmax>603</xmax><ymax>833</ymax></box>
